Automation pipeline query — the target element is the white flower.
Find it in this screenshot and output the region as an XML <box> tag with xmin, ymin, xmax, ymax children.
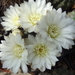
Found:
<box><xmin>0</xmin><ymin>33</ymin><xmax>28</xmax><ymax>74</ymax></box>
<box><xmin>20</xmin><ymin>0</ymin><xmax>52</xmax><ymax>32</ymax></box>
<box><xmin>1</xmin><ymin>4</ymin><xmax>20</xmax><ymax>31</ymax></box>
<box><xmin>26</xmin><ymin>35</ymin><xmax>59</xmax><ymax>72</ymax></box>
<box><xmin>37</xmin><ymin>8</ymin><xmax>75</xmax><ymax>52</ymax></box>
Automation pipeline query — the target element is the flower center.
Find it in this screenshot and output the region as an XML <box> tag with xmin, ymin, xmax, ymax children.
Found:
<box><xmin>47</xmin><ymin>25</ymin><xmax>60</xmax><ymax>38</ymax></box>
<box><xmin>13</xmin><ymin>16</ymin><xmax>20</xmax><ymax>26</ymax></box>
<box><xmin>29</xmin><ymin>13</ymin><xmax>41</xmax><ymax>26</ymax></box>
<box><xmin>34</xmin><ymin>44</ymin><xmax>48</xmax><ymax>57</ymax></box>
<box><xmin>13</xmin><ymin>45</ymin><xmax>24</xmax><ymax>58</ymax></box>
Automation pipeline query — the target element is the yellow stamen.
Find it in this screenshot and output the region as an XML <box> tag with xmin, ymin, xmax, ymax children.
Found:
<box><xmin>29</xmin><ymin>13</ymin><xmax>41</xmax><ymax>26</ymax></box>
<box><xmin>34</xmin><ymin>44</ymin><xmax>48</xmax><ymax>57</ymax></box>
<box><xmin>14</xmin><ymin>45</ymin><xmax>24</xmax><ymax>58</ymax></box>
<box><xmin>13</xmin><ymin>16</ymin><xmax>20</xmax><ymax>26</ymax></box>
<box><xmin>47</xmin><ymin>25</ymin><xmax>60</xmax><ymax>38</ymax></box>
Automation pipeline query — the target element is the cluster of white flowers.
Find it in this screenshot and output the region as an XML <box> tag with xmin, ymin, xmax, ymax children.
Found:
<box><xmin>0</xmin><ymin>0</ymin><xmax>75</xmax><ymax>74</ymax></box>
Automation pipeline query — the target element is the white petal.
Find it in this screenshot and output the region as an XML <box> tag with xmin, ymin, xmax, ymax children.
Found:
<box><xmin>45</xmin><ymin>58</ymin><xmax>51</xmax><ymax>69</ymax></box>
<box><xmin>32</xmin><ymin>56</ymin><xmax>40</xmax><ymax>65</ymax></box>
<box><xmin>12</xmin><ymin>59</ymin><xmax>21</xmax><ymax>74</ymax></box>
<box><xmin>28</xmin><ymin>52</ymin><xmax>36</xmax><ymax>63</ymax></box>
<box><xmin>21</xmin><ymin>62</ymin><xmax>28</xmax><ymax>73</ymax></box>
